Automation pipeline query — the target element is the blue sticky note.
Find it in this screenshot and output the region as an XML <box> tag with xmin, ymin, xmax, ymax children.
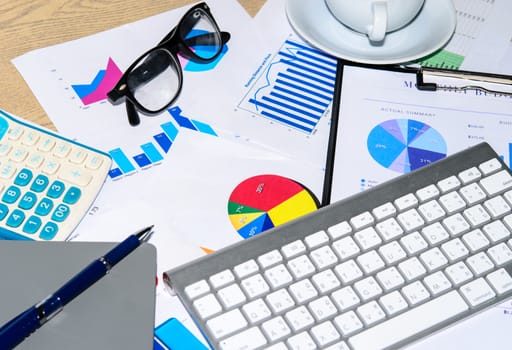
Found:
<box><xmin>154</xmin><ymin>318</ymin><xmax>209</xmax><ymax>350</ymax></box>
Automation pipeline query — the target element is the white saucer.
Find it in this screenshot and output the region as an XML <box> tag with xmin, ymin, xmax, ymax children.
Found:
<box><xmin>285</xmin><ymin>0</ymin><xmax>456</xmax><ymax>64</ymax></box>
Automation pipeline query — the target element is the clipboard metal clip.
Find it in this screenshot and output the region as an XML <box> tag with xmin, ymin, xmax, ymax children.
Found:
<box><xmin>416</xmin><ymin>67</ymin><xmax>512</xmax><ymax>96</ymax></box>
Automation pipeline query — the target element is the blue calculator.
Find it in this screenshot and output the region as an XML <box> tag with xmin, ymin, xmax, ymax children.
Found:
<box><xmin>0</xmin><ymin>110</ymin><xmax>111</xmax><ymax>241</ymax></box>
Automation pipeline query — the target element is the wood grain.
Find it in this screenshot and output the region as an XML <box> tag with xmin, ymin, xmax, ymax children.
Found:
<box><xmin>0</xmin><ymin>0</ymin><xmax>265</xmax><ymax>130</ymax></box>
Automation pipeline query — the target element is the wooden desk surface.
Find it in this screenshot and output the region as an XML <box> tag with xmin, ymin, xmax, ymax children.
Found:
<box><xmin>0</xmin><ymin>0</ymin><xmax>265</xmax><ymax>131</ymax></box>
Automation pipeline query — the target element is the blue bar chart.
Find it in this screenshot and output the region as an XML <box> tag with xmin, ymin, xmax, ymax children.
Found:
<box><xmin>238</xmin><ymin>39</ymin><xmax>337</xmax><ymax>134</ymax></box>
<box><xmin>107</xmin><ymin>106</ymin><xmax>218</xmax><ymax>179</ymax></box>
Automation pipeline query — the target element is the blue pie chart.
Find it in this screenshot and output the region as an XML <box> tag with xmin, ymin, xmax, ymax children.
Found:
<box><xmin>367</xmin><ymin>119</ymin><xmax>447</xmax><ymax>173</ymax></box>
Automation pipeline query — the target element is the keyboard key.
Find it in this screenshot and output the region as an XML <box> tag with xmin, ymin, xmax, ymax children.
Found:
<box><xmin>334</xmin><ymin>311</ymin><xmax>363</xmax><ymax>336</ymax></box>
<box><xmin>460</xmin><ymin>278</ymin><xmax>496</xmax><ymax>307</ymax></box>
<box><xmin>308</xmin><ymin>295</ymin><xmax>337</xmax><ymax>321</ymax></box>
<box><xmin>480</xmin><ymin>170</ymin><xmax>512</xmax><ymax>196</ymax></box>
<box><xmin>184</xmin><ymin>280</ymin><xmax>210</xmax><ymax>299</ymax></box>
<box><xmin>219</xmin><ymin>327</ymin><xmax>266</xmax><ymax>350</ymax></box>
<box><xmin>486</xmin><ymin>268</ymin><xmax>512</xmax><ymax>295</ymax></box>
<box><xmin>459</xmin><ymin>167</ymin><xmax>482</xmax><ymax>184</ymax></box>
<box><xmin>234</xmin><ymin>259</ymin><xmax>259</xmax><ymax>279</ymax></box>
<box><xmin>331</xmin><ymin>286</ymin><xmax>361</xmax><ymax>311</ymax></box>
<box><xmin>310</xmin><ymin>321</ymin><xmax>340</xmax><ymax>347</ymax></box>
<box><xmin>265</xmin><ymin>264</ymin><xmax>293</xmax><ymax>288</ymax></box>
<box><xmin>350</xmin><ymin>211</ymin><xmax>374</xmax><ymax>230</ymax></box>
<box><xmin>242</xmin><ymin>298</ymin><xmax>271</xmax><ymax>324</ymax></box>
<box><xmin>304</xmin><ymin>230</ymin><xmax>329</xmax><ymax>249</ymax></box>
<box><xmin>416</xmin><ymin>184</ymin><xmax>440</xmax><ymax>202</ymax></box>
<box><xmin>261</xmin><ymin>316</ymin><xmax>290</xmax><ymax>342</ymax></box>
<box><xmin>479</xmin><ymin>158</ymin><xmax>502</xmax><ymax>175</ymax></box>
<box><xmin>372</xmin><ymin>202</ymin><xmax>396</xmax><ymax>220</ymax></box>
<box><xmin>357</xmin><ymin>300</ymin><xmax>385</xmax><ymax>326</ymax></box>
<box><xmin>394</xmin><ymin>193</ymin><xmax>418</xmax><ymax>211</ymax></box>
<box><xmin>217</xmin><ymin>284</ymin><xmax>246</xmax><ymax>308</ymax></box>
<box><xmin>281</xmin><ymin>239</ymin><xmax>306</xmax><ymax>258</ymax></box>
<box><xmin>266</xmin><ymin>288</ymin><xmax>295</xmax><ymax>314</ymax></box>
<box><xmin>207</xmin><ymin>309</ymin><xmax>247</xmax><ymax>339</ymax></box>
<box><xmin>437</xmin><ymin>175</ymin><xmax>461</xmax><ymax>193</ymax></box>
<box><xmin>286</xmin><ymin>331</ymin><xmax>316</xmax><ymax>350</ymax></box>
<box><xmin>257</xmin><ymin>249</ymin><xmax>282</xmax><ymax>268</ymax></box>
<box><xmin>379</xmin><ymin>291</ymin><xmax>408</xmax><ymax>316</ymax></box>
<box><xmin>285</xmin><ymin>305</ymin><xmax>314</xmax><ymax>331</ymax></box>
<box><xmin>349</xmin><ymin>291</ymin><xmax>468</xmax><ymax>350</ymax></box>
<box><xmin>194</xmin><ymin>294</ymin><xmax>222</xmax><ymax>319</ymax></box>
<box><xmin>209</xmin><ymin>269</ymin><xmax>235</xmax><ymax>289</ymax></box>
<box><xmin>327</xmin><ymin>221</ymin><xmax>352</xmax><ymax>239</ymax></box>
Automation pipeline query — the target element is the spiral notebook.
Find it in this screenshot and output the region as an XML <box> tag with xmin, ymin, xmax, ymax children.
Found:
<box><xmin>0</xmin><ymin>241</ymin><xmax>156</xmax><ymax>350</ymax></box>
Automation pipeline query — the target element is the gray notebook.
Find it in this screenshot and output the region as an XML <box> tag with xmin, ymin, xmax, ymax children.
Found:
<box><xmin>0</xmin><ymin>240</ymin><xmax>156</xmax><ymax>350</ymax></box>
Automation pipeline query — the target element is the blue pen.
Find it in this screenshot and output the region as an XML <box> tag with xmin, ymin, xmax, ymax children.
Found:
<box><xmin>0</xmin><ymin>225</ymin><xmax>154</xmax><ymax>350</ymax></box>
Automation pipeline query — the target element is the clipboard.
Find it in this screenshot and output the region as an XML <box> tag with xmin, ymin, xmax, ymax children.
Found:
<box><xmin>322</xmin><ymin>60</ymin><xmax>512</xmax><ymax>205</ymax></box>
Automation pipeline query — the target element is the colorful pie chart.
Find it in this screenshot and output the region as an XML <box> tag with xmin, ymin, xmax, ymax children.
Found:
<box><xmin>228</xmin><ymin>175</ymin><xmax>319</xmax><ymax>239</ymax></box>
<box><xmin>367</xmin><ymin>119</ymin><xmax>447</xmax><ymax>173</ymax></box>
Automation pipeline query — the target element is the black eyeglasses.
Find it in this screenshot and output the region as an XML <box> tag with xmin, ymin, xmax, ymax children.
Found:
<box><xmin>107</xmin><ymin>2</ymin><xmax>230</xmax><ymax>126</ymax></box>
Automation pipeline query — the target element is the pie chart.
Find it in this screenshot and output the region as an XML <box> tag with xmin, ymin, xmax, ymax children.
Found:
<box><xmin>228</xmin><ymin>175</ymin><xmax>318</xmax><ymax>239</ymax></box>
<box><xmin>367</xmin><ymin>119</ymin><xmax>447</xmax><ymax>173</ymax></box>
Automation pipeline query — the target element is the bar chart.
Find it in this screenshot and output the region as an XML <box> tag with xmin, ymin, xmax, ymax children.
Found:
<box><xmin>238</xmin><ymin>38</ymin><xmax>337</xmax><ymax>134</ymax></box>
<box><xmin>108</xmin><ymin>106</ymin><xmax>218</xmax><ymax>179</ymax></box>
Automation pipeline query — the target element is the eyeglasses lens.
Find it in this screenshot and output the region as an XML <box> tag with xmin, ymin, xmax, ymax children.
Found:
<box><xmin>180</xmin><ymin>8</ymin><xmax>222</xmax><ymax>60</ymax></box>
<box><xmin>126</xmin><ymin>49</ymin><xmax>181</xmax><ymax>112</ymax></box>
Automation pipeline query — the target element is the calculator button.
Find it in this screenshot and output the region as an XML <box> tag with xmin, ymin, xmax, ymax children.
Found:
<box><xmin>85</xmin><ymin>154</ymin><xmax>104</xmax><ymax>170</ymax></box>
<box><xmin>35</xmin><ymin>198</ymin><xmax>54</xmax><ymax>216</ymax></box>
<box><xmin>58</xmin><ymin>166</ymin><xmax>93</xmax><ymax>186</ymax></box>
<box><xmin>69</xmin><ymin>149</ymin><xmax>87</xmax><ymax>164</ymax></box>
<box><xmin>37</xmin><ymin>137</ymin><xmax>55</xmax><ymax>152</ymax></box>
<box><xmin>63</xmin><ymin>186</ymin><xmax>81</xmax><ymax>205</ymax></box>
<box><xmin>18</xmin><ymin>192</ymin><xmax>37</xmax><ymax>210</ymax></box>
<box><xmin>22</xmin><ymin>131</ymin><xmax>40</xmax><ymax>146</ymax></box>
<box><xmin>14</xmin><ymin>168</ymin><xmax>33</xmax><ymax>186</ymax></box>
<box><xmin>53</xmin><ymin>143</ymin><xmax>71</xmax><ymax>158</ymax></box>
<box><xmin>41</xmin><ymin>160</ymin><xmax>60</xmax><ymax>175</ymax></box>
<box><xmin>0</xmin><ymin>163</ymin><xmax>17</xmax><ymax>179</ymax></box>
<box><xmin>8</xmin><ymin>126</ymin><xmax>23</xmax><ymax>140</ymax></box>
<box><xmin>0</xmin><ymin>143</ymin><xmax>11</xmax><ymax>156</ymax></box>
<box><xmin>6</xmin><ymin>209</ymin><xmax>25</xmax><ymax>228</ymax></box>
<box><xmin>47</xmin><ymin>180</ymin><xmax>65</xmax><ymax>198</ymax></box>
<box><xmin>40</xmin><ymin>222</ymin><xmax>59</xmax><ymax>240</ymax></box>
<box><xmin>0</xmin><ymin>203</ymin><xmax>9</xmax><ymax>220</ymax></box>
<box><xmin>3</xmin><ymin>186</ymin><xmax>21</xmax><ymax>203</ymax></box>
<box><xmin>23</xmin><ymin>216</ymin><xmax>42</xmax><ymax>234</ymax></box>
<box><xmin>10</xmin><ymin>148</ymin><xmax>28</xmax><ymax>163</ymax></box>
<box><xmin>52</xmin><ymin>204</ymin><xmax>70</xmax><ymax>222</ymax></box>
<box><xmin>26</xmin><ymin>153</ymin><xmax>45</xmax><ymax>168</ymax></box>
<box><xmin>30</xmin><ymin>174</ymin><xmax>49</xmax><ymax>192</ymax></box>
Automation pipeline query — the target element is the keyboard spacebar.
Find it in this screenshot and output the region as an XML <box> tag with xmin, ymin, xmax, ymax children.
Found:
<box><xmin>349</xmin><ymin>291</ymin><xmax>469</xmax><ymax>350</ymax></box>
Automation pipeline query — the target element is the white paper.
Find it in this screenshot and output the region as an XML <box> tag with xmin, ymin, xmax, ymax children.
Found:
<box><xmin>331</xmin><ymin>65</ymin><xmax>512</xmax><ymax>201</ymax></box>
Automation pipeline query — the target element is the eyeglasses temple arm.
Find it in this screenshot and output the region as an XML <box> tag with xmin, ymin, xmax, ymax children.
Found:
<box><xmin>126</xmin><ymin>100</ymin><xmax>141</xmax><ymax>126</ymax></box>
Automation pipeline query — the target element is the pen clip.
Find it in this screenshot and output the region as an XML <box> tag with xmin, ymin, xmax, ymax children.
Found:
<box><xmin>416</xmin><ymin>67</ymin><xmax>512</xmax><ymax>96</ymax></box>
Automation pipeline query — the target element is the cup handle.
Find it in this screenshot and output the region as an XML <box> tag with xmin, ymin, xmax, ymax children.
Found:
<box><xmin>368</xmin><ymin>1</ymin><xmax>387</xmax><ymax>42</ymax></box>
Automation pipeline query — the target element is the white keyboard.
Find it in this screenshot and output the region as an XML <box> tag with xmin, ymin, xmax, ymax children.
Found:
<box><xmin>0</xmin><ymin>110</ymin><xmax>111</xmax><ymax>241</ymax></box>
<box><xmin>164</xmin><ymin>142</ymin><xmax>512</xmax><ymax>350</ymax></box>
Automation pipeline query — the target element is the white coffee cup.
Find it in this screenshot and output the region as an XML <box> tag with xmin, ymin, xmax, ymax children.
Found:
<box><xmin>325</xmin><ymin>0</ymin><xmax>425</xmax><ymax>42</ymax></box>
